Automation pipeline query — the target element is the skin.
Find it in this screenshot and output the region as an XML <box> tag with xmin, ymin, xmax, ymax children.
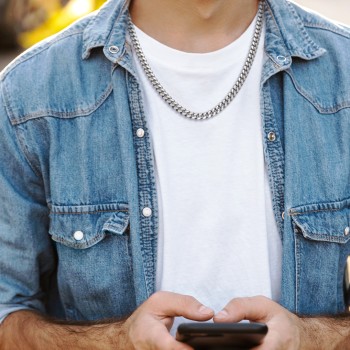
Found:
<box><xmin>1</xmin><ymin>293</ymin><xmax>349</xmax><ymax>349</ymax></box>
<box><xmin>129</xmin><ymin>0</ymin><xmax>259</xmax><ymax>53</ymax></box>
<box><xmin>0</xmin><ymin>292</ymin><xmax>214</xmax><ymax>350</ymax></box>
<box><xmin>1</xmin><ymin>1</ymin><xmax>350</xmax><ymax>349</ymax></box>
<box><xmin>213</xmin><ymin>296</ymin><xmax>350</xmax><ymax>350</ymax></box>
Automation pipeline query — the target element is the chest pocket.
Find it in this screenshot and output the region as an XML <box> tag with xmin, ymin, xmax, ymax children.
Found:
<box><xmin>289</xmin><ymin>198</ymin><xmax>350</xmax><ymax>314</ymax></box>
<box><xmin>49</xmin><ymin>203</ymin><xmax>130</xmax><ymax>248</ymax></box>
<box><xmin>48</xmin><ymin>202</ymin><xmax>136</xmax><ymax>321</ymax></box>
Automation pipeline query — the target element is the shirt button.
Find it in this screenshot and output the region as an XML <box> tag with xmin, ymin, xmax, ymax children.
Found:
<box><xmin>277</xmin><ymin>55</ymin><xmax>288</xmax><ymax>64</ymax></box>
<box><xmin>282</xmin><ymin>211</ymin><xmax>285</xmax><ymax>220</ymax></box>
<box><xmin>109</xmin><ymin>45</ymin><xmax>119</xmax><ymax>54</ymax></box>
<box><xmin>142</xmin><ymin>207</ymin><xmax>152</xmax><ymax>217</ymax></box>
<box><xmin>268</xmin><ymin>131</ymin><xmax>276</xmax><ymax>142</ymax></box>
<box><xmin>136</xmin><ymin>128</ymin><xmax>145</xmax><ymax>138</ymax></box>
<box><xmin>345</xmin><ymin>227</ymin><xmax>350</xmax><ymax>236</ymax></box>
<box><xmin>73</xmin><ymin>231</ymin><xmax>84</xmax><ymax>241</ymax></box>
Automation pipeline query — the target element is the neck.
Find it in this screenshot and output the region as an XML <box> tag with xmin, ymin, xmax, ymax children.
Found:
<box><xmin>129</xmin><ymin>0</ymin><xmax>260</xmax><ymax>53</ymax></box>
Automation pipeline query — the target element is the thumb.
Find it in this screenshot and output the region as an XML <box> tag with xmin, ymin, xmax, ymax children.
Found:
<box><xmin>147</xmin><ymin>291</ymin><xmax>214</xmax><ymax>321</ymax></box>
<box><xmin>213</xmin><ymin>296</ymin><xmax>280</xmax><ymax>323</ymax></box>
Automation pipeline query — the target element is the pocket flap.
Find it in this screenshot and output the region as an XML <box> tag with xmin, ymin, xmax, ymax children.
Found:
<box><xmin>290</xmin><ymin>198</ymin><xmax>350</xmax><ymax>244</ymax></box>
<box><xmin>49</xmin><ymin>203</ymin><xmax>129</xmax><ymax>249</ymax></box>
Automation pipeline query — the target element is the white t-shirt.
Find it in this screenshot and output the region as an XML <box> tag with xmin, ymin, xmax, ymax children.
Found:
<box><xmin>132</xmin><ymin>16</ymin><xmax>282</xmax><ymax>332</ymax></box>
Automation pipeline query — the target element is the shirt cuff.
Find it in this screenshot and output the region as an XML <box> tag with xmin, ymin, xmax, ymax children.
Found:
<box><xmin>0</xmin><ymin>305</ymin><xmax>33</xmax><ymax>324</ymax></box>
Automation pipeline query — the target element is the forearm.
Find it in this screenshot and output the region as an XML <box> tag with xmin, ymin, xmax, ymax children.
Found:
<box><xmin>300</xmin><ymin>315</ymin><xmax>350</xmax><ymax>350</ymax></box>
<box><xmin>0</xmin><ymin>310</ymin><xmax>126</xmax><ymax>350</ymax></box>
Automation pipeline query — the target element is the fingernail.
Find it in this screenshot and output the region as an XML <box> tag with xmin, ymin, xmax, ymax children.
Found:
<box><xmin>215</xmin><ymin>310</ymin><xmax>229</xmax><ymax>319</ymax></box>
<box><xmin>199</xmin><ymin>305</ymin><xmax>213</xmax><ymax>315</ymax></box>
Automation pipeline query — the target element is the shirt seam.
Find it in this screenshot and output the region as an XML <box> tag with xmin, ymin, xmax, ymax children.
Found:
<box><xmin>50</xmin><ymin>209</ymin><xmax>128</xmax><ymax>215</ymax></box>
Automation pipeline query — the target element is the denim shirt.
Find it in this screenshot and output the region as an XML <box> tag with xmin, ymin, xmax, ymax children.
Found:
<box><xmin>1</xmin><ymin>0</ymin><xmax>350</xmax><ymax>322</ymax></box>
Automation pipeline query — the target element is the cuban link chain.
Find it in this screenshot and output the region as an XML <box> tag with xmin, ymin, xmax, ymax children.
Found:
<box><xmin>128</xmin><ymin>1</ymin><xmax>264</xmax><ymax>121</ymax></box>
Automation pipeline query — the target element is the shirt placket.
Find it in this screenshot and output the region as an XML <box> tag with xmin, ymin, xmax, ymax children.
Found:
<box><xmin>126</xmin><ymin>72</ymin><xmax>159</xmax><ymax>297</ymax></box>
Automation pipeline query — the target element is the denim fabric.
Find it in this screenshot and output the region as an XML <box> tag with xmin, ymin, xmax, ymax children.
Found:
<box><xmin>0</xmin><ymin>0</ymin><xmax>350</xmax><ymax>322</ymax></box>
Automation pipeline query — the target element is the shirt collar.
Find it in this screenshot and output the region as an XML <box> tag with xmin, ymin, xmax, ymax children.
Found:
<box><xmin>81</xmin><ymin>0</ymin><xmax>326</xmax><ymax>64</ymax></box>
<box><xmin>82</xmin><ymin>0</ymin><xmax>130</xmax><ymax>62</ymax></box>
<box><xmin>265</xmin><ymin>0</ymin><xmax>326</xmax><ymax>65</ymax></box>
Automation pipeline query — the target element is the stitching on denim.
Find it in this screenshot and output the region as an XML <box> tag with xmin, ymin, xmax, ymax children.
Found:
<box><xmin>284</xmin><ymin>70</ymin><xmax>350</xmax><ymax>114</ymax></box>
<box><xmin>1</xmin><ymin>29</ymin><xmax>86</xmax><ymax>81</ymax></box>
<box><xmin>303</xmin><ymin>23</ymin><xmax>350</xmax><ymax>39</ymax></box>
<box><xmin>290</xmin><ymin>207</ymin><xmax>342</xmax><ymax>216</ymax></box>
<box><xmin>293</xmin><ymin>221</ymin><xmax>349</xmax><ymax>243</ymax></box>
<box><xmin>285</xmin><ymin>2</ymin><xmax>319</xmax><ymax>50</ymax></box>
<box><xmin>128</xmin><ymin>73</ymin><xmax>158</xmax><ymax>295</ymax></box>
<box><xmin>303</xmin><ymin>233</ymin><xmax>348</xmax><ymax>242</ymax></box>
<box><xmin>83</xmin><ymin>2</ymin><xmax>134</xmax><ymax>59</ymax></box>
<box><xmin>50</xmin><ymin>209</ymin><xmax>128</xmax><ymax>215</ymax></box>
<box><xmin>261</xmin><ymin>79</ymin><xmax>285</xmax><ymax>241</ymax></box>
<box><xmin>82</xmin><ymin>13</ymin><xmax>100</xmax><ymax>56</ymax></box>
<box><xmin>135</xmin><ymin>78</ymin><xmax>159</xmax><ymax>279</ymax></box>
<box><xmin>10</xmin><ymin>84</ymin><xmax>113</xmax><ymax>125</ymax></box>
<box><xmin>108</xmin><ymin>0</ymin><xmax>130</xmax><ymax>44</ymax></box>
<box><xmin>266</xmin><ymin>0</ymin><xmax>320</xmax><ymax>57</ymax></box>
<box><xmin>298</xmin><ymin>231</ymin><xmax>349</xmax><ymax>243</ymax></box>
<box><xmin>51</xmin><ymin>232</ymin><xmax>104</xmax><ymax>248</ymax></box>
<box><xmin>1</xmin><ymin>84</ymin><xmax>42</xmax><ymax>178</ymax></box>
<box><xmin>265</xmin><ymin>2</ymin><xmax>288</xmax><ymax>52</ymax></box>
<box><xmin>2</xmin><ymin>74</ymin><xmax>16</xmax><ymax>122</ymax></box>
<box><xmin>15</xmin><ymin>124</ymin><xmax>42</xmax><ymax>177</ymax></box>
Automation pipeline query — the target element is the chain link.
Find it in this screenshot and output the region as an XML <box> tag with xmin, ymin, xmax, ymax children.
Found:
<box><xmin>129</xmin><ymin>1</ymin><xmax>264</xmax><ymax>121</ymax></box>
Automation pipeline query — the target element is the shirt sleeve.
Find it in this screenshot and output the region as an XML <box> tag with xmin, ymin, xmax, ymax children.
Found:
<box><xmin>0</xmin><ymin>305</ymin><xmax>33</xmax><ymax>324</ymax></box>
<box><xmin>0</xmin><ymin>82</ymin><xmax>55</xmax><ymax>318</ymax></box>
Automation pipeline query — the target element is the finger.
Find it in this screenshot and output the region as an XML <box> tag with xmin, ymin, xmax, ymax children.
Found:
<box><xmin>213</xmin><ymin>296</ymin><xmax>281</xmax><ymax>323</ymax></box>
<box><xmin>147</xmin><ymin>291</ymin><xmax>214</xmax><ymax>321</ymax></box>
<box><xmin>156</xmin><ymin>334</ymin><xmax>194</xmax><ymax>350</ymax></box>
<box><xmin>146</xmin><ymin>327</ymin><xmax>193</xmax><ymax>350</ymax></box>
<box><xmin>250</xmin><ymin>329</ymin><xmax>281</xmax><ymax>350</ymax></box>
<box><xmin>131</xmin><ymin>319</ymin><xmax>193</xmax><ymax>350</ymax></box>
<box><xmin>251</xmin><ymin>337</ymin><xmax>279</xmax><ymax>350</ymax></box>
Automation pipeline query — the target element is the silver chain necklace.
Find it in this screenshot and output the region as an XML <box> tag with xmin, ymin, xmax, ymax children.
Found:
<box><xmin>129</xmin><ymin>1</ymin><xmax>264</xmax><ymax>121</ymax></box>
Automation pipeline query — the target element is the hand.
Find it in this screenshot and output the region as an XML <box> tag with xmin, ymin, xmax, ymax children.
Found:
<box><xmin>213</xmin><ymin>296</ymin><xmax>302</xmax><ymax>350</ymax></box>
<box><xmin>0</xmin><ymin>294</ymin><xmax>213</xmax><ymax>350</ymax></box>
<box><xmin>119</xmin><ymin>291</ymin><xmax>214</xmax><ymax>350</ymax></box>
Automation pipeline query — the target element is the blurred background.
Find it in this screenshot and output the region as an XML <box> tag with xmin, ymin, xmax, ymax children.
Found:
<box><xmin>0</xmin><ymin>0</ymin><xmax>105</xmax><ymax>69</ymax></box>
<box><xmin>0</xmin><ymin>0</ymin><xmax>350</xmax><ymax>70</ymax></box>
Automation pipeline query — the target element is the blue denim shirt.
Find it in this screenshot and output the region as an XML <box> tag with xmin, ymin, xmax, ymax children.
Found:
<box><xmin>1</xmin><ymin>0</ymin><xmax>350</xmax><ymax>322</ymax></box>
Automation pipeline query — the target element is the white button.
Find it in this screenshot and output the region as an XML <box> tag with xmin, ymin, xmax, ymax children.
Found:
<box><xmin>109</xmin><ymin>46</ymin><xmax>119</xmax><ymax>54</ymax></box>
<box><xmin>277</xmin><ymin>55</ymin><xmax>287</xmax><ymax>63</ymax></box>
<box><xmin>73</xmin><ymin>231</ymin><xmax>84</xmax><ymax>241</ymax></box>
<box><xmin>282</xmin><ymin>211</ymin><xmax>285</xmax><ymax>220</ymax></box>
<box><xmin>142</xmin><ymin>207</ymin><xmax>152</xmax><ymax>217</ymax></box>
<box><xmin>136</xmin><ymin>128</ymin><xmax>145</xmax><ymax>138</ymax></box>
<box><xmin>345</xmin><ymin>227</ymin><xmax>350</xmax><ymax>236</ymax></box>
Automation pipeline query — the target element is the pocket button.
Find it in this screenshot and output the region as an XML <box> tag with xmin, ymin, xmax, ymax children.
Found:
<box><xmin>73</xmin><ymin>231</ymin><xmax>84</xmax><ymax>241</ymax></box>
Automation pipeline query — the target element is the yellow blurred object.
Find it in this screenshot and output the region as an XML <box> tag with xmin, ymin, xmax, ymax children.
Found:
<box><xmin>19</xmin><ymin>0</ymin><xmax>106</xmax><ymax>48</ymax></box>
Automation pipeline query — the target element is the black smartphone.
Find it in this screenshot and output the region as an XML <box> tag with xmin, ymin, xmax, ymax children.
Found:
<box><xmin>176</xmin><ymin>322</ymin><xmax>268</xmax><ymax>349</ymax></box>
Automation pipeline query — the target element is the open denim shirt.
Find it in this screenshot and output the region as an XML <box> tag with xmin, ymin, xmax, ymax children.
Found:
<box><xmin>1</xmin><ymin>0</ymin><xmax>350</xmax><ymax>322</ymax></box>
